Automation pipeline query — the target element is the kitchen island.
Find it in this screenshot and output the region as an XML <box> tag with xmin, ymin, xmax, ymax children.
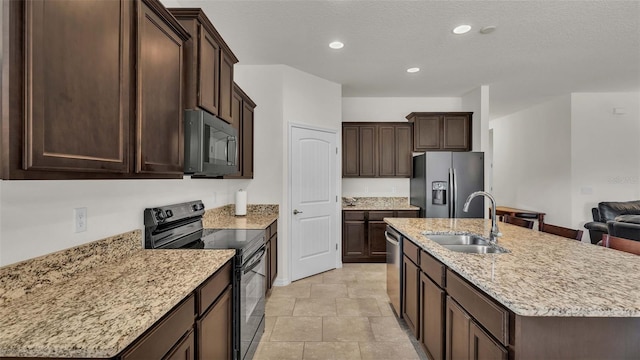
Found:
<box><xmin>385</xmin><ymin>217</ymin><xmax>640</xmax><ymax>359</ymax></box>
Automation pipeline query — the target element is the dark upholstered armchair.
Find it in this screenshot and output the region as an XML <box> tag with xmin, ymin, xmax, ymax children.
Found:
<box><xmin>584</xmin><ymin>200</ymin><xmax>640</xmax><ymax>244</ymax></box>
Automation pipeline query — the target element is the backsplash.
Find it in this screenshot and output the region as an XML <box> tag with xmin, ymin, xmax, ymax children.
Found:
<box><xmin>342</xmin><ymin>197</ymin><xmax>411</xmax><ymax>208</ymax></box>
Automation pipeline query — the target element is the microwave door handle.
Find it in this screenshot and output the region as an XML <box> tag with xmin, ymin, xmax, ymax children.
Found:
<box><xmin>227</xmin><ymin>136</ymin><xmax>237</xmax><ymax>166</ymax></box>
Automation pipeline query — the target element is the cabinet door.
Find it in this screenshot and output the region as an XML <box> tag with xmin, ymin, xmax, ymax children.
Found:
<box><xmin>24</xmin><ymin>0</ymin><xmax>130</xmax><ymax>173</ymax></box>
<box><xmin>414</xmin><ymin>115</ymin><xmax>442</xmax><ymax>151</ymax></box>
<box><xmin>420</xmin><ymin>272</ymin><xmax>445</xmax><ymax>360</ymax></box>
<box><xmin>378</xmin><ymin>125</ymin><xmax>395</xmax><ymax>176</ymax></box>
<box><xmin>359</xmin><ymin>126</ymin><xmax>377</xmax><ymax>177</ymax></box>
<box><xmin>403</xmin><ymin>255</ymin><xmax>420</xmax><ymax>338</ymax></box>
<box><xmin>342</xmin><ymin>126</ymin><xmax>360</xmax><ymax>177</ymax></box>
<box><xmin>265</xmin><ymin>239</ymin><xmax>271</xmax><ymax>293</ymax></box>
<box><xmin>136</xmin><ymin>1</ymin><xmax>184</xmax><ymax>175</ymax></box>
<box><xmin>443</xmin><ymin>115</ymin><xmax>470</xmax><ymax>150</ymax></box>
<box><xmin>164</xmin><ymin>330</ymin><xmax>195</xmax><ymax>360</ymax></box>
<box><xmin>241</xmin><ymin>101</ymin><xmax>254</xmax><ymax>178</ymax></box>
<box><xmin>368</xmin><ymin>211</ymin><xmax>394</xmax><ymax>260</ymax></box>
<box><xmin>469</xmin><ymin>321</ymin><xmax>508</xmax><ymax>360</ymax></box>
<box><xmin>225</xmin><ymin>87</ymin><xmax>244</xmax><ymax>177</ymax></box>
<box><xmin>270</xmin><ymin>233</ymin><xmax>278</xmax><ymax>287</ymax></box>
<box><xmin>395</xmin><ymin>124</ymin><xmax>413</xmax><ymax>177</ymax></box>
<box><xmin>218</xmin><ymin>50</ymin><xmax>234</xmax><ymax>123</ymax></box>
<box><xmin>446</xmin><ymin>296</ymin><xmax>470</xmax><ymax>360</ymax></box>
<box><xmin>197</xmin><ymin>25</ymin><xmax>220</xmax><ymax>116</ymax></box>
<box><xmin>197</xmin><ymin>286</ymin><xmax>233</xmax><ymax>360</ymax></box>
<box><xmin>343</xmin><ymin>220</ymin><xmax>366</xmax><ymax>260</ymax></box>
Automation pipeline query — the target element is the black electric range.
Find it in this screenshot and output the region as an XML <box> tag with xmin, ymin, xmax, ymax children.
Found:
<box><xmin>144</xmin><ymin>200</ymin><xmax>265</xmax><ymax>360</ymax></box>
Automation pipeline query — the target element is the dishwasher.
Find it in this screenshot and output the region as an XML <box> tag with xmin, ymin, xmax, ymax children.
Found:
<box><xmin>385</xmin><ymin>225</ymin><xmax>403</xmax><ymax>317</ymax></box>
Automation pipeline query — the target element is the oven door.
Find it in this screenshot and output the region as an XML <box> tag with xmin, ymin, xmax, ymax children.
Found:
<box><xmin>239</xmin><ymin>245</ymin><xmax>266</xmax><ymax>360</ymax></box>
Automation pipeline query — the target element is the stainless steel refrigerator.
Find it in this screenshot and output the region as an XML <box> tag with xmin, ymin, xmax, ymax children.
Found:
<box><xmin>410</xmin><ymin>152</ymin><xmax>485</xmax><ymax>218</ymax></box>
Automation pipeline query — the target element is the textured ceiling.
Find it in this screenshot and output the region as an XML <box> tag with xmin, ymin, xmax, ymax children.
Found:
<box><xmin>164</xmin><ymin>0</ymin><xmax>640</xmax><ymax>118</ymax></box>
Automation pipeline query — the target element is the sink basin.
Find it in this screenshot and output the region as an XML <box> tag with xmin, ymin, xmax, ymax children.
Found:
<box><xmin>424</xmin><ymin>233</ymin><xmax>490</xmax><ymax>246</ymax></box>
<box><xmin>422</xmin><ymin>233</ymin><xmax>510</xmax><ymax>254</ymax></box>
<box><xmin>441</xmin><ymin>244</ymin><xmax>509</xmax><ymax>254</ymax></box>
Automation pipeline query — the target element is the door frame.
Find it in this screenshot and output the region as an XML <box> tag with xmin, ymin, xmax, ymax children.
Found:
<box><xmin>287</xmin><ymin>122</ymin><xmax>342</xmax><ymax>283</ymax></box>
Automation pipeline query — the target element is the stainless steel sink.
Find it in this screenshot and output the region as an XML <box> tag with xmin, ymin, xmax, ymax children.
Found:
<box><xmin>423</xmin><ymin>233</ymin><xmax>490</xmax><ymax>246</ymax></box>
<box><xmin>423</xmin><ymin>233</ymin><xmax>509</xmax><ymax>254</ymax></box>
<box><xmin>441</xmin><ymin>244</ymin><xmax>509</xmax><ymax>254</ymax></box>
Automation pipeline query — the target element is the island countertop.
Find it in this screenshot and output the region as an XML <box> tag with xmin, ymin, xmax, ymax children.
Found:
<box><xmin>384</xmin><ymin>218</ymin><xmax>640</xmax><ymax>317</ymax></box>
<box><xmin>0</xmin><ymin>231</ymin><xmax>235</xmax><ymax>358</ymax></box>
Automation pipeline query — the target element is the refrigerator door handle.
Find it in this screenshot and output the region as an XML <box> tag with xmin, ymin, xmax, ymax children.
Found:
<box><xmin>448</xmin><ymin>168</ymin><xmax>454</xmax><ymax>217</ymax></box>
<box><xmin>452</xmin><ymin>168</ymin><xmax>458</xmax><ymax>217</ymax></box>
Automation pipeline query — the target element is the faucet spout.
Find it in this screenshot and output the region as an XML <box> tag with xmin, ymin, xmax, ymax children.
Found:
<box><xmin>463</xmin><ymin>191</ymin><xmax>501</xmax><ymax>243</ymax></box>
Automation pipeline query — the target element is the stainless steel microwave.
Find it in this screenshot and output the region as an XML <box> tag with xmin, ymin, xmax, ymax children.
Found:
<box><xmin>184</xmin><ymin>110</ymin><xmax>238</xmax><ymax>177</ymax></box>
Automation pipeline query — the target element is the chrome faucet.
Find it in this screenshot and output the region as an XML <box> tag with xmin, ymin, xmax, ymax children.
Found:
<box><xmin>463</xmin><ymin>191</ymin><xmax>501</xmax><ymax>243</ymax></box>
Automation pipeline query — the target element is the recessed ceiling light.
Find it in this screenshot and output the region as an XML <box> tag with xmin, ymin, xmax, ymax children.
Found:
<box><xmin>452</xmin><ymin>25</ymin><xmax>472</xmax><ymax>35</ymax></box>
<box><xmin>329</xmin><ymin>41</ymin><xmax>344</xmax><ymax>49</ymax></box>
<box><xmin>406</xmin><ymin>67</ymin><xmax>420</xmax><ymax>73</ymax></box>
<box><xmin>480</xmin><ymin>26</ymin><xmax>497</xmax><ymax>34</ymax></box>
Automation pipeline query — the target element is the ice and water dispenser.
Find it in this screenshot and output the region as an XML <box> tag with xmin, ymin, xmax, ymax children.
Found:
<box><xmin>432</xmin><ymin>181</ymin><xmax>447</xmax><ymax>205</ymax></box>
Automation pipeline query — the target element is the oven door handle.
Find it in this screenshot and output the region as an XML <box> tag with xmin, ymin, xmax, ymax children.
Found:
<box><xmin>243</xmin><ymin>248</ymin><xmax>266</xmax><ymax>274</ymax></box>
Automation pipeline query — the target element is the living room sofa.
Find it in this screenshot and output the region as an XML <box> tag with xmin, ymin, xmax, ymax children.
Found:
<box><xmin>584</xmin><ymin>200</ymin><xmax>640</xmax><ymax>244</ymax></box>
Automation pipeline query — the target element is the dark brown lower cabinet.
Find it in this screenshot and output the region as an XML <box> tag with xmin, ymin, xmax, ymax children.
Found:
<box><xmin>266</xmin><ymin>220</ymin><xmax>278</xmax><ymax>293</ymax></box>
<box><xmin>122</xmin><ymin>295</ymin><xmax>195</xmax><ymax>360</ymax></box>
<box><xmin>402</xmin><ymin>255</ymin><xmax>420</xmax><ymax>338</ymax></box>
<box><xmin>469</xmin><ymin>321</ymin><xmax>508</xmax><ymax>360</ymax></box>
<box><xmin>197</xmin><ymin>286</ymin><xmax>232</xmax><ymax>360</ymax></box>
<box><xmin>165</xmin><ymin>330</ymin><xmax>195</xmax><ymax>360</ymax></box>
<box><xmin>420</xmin><ymin>272</ymin><xmax>445</xmax><ymax>360</ymax></box>
<box><xmin>121</xmin><ymin>260</ymin><xmax>232</xmax><ymax>360</ymax></box>
<box><xmin>342</xmin><ymin>210</ymin><xmax>419</xmax><ymax>263</ymax></box>
<box><xmin>445</xmin><ymin>296</ymin><xmax>470</xmax><ymax>360</ymax></box>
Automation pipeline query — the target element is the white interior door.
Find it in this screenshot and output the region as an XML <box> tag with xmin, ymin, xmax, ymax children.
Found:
<box><xmin>290</xmin><ymin>124</ymin><xmax>338</xmax><ymax>281</ymax></box>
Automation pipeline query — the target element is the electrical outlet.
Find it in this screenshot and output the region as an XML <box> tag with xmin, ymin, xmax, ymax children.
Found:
<box><xmin>74</xmin><ymin>207</ymin><xmax>87</xmax><ymax>233</ymax></box>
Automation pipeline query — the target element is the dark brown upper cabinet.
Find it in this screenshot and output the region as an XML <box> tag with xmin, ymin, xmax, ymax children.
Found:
<box><xmin>406</xmin><ymin>112</ymin><xmax>472</xmax><ymax>152</ymax></box>
<box><xmin>136</xmin><ymin>1</ymin><xmax>187</xmax><ymax>176</ymax></box>
<box><xmin>168</xmin><ymin>8</ymin><xmax>238</xmax><ymax>125</ymax></box>
<box><xmin>224</xmin><ymin>83</ymin><xmax>256</xmax><ymax>179</ymax></box>
<box><xmin>2</xmin><ymin>0</ymin><xmax>189</xmax><ymax>180</ymax></box>
<box><xmin>342</xmin><ymin>122</ymin><xmax>413</xmax><ymax>178</ymax></box>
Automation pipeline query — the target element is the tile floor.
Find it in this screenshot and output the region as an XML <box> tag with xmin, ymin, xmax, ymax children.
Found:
<box><xmin>254</xmin><ymin>263</ymin><xmax>429</xmax><ymax>360</ymax></box>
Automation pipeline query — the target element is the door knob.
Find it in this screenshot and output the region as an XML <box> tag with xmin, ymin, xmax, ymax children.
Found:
<box><xmin>293</xmin><ymin>209</ymin><xmax>303</xmax><ymax>215</ymax></box>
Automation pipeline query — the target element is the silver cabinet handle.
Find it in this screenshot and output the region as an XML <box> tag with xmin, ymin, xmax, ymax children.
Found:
<box><xmin>293</xmin><ymin>209</ymin><xmax>303</xmax><ymax>215</ymax></box>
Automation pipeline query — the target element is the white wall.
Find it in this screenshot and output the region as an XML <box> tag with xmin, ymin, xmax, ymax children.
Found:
<box><xmin>341</xmin><ymin>97</ymin><xmax>462</xmax><ymax>198</ymax></box>
<box><xmin>462</xmin><ymin>86</ymin><xmax>491</xmax><ymax>216</ymax></box>
<box><xmin>0</xmin><ymin>178</ymin><xmax>250</xmax><ymax>265</ymax></box>
<box><xmin>570</xmin><ymin>93</ymin><xmax>640</xmax><ymax>232</ymax></box>
<box><xmin>491</xmin><ymin>95</ymin><xmax>573</xmax><ymax>227</ymax></box>
<box><xmin>491</xmin><ymin>92</ymin><xmax>640</xmax><ymax>242</ymax></box>
<box><xmin>235</xmin><ymin>64</ymin><xmax>342</xmax><ymax>285</ymax></box>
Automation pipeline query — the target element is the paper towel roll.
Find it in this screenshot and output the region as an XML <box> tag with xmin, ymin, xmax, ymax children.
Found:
<box><xmin>235</xmin><ymin>189</ymin><xmax>247</xmax><ymax>216</ymax></box>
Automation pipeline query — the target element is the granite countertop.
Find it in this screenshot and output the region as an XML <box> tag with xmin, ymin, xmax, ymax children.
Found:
<box><xmin>0</xmin><ymin>230</ymin><xmax>235</xmax><ymax>358</ymax></box>
<box><xmin>342</xmin><ymin>197</ymin><xmax>419</xmax><ymax>211</ymax></box>
<box><xmin>385</xmin><ymin>218</ymin><xmax>640</xmax><ymax>317</ymax></box>
<box><xmin>203</xmin><ymin>204</ymin><xmax>279</xmax><ymax>229</ymax></box>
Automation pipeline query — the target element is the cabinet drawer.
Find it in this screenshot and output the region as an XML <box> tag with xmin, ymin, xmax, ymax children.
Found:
<box><xmin>396</xmin><ymin>210</ymin><xmax>419</xmax><ymax>218</ymax></box>
<box><xmin>344</xmin><ymin>211</ymin><xmax>365</xmax><ymax>221</ymax></box>
<box><xmin>446</xmin><ymin>270</ymin><xmax>509</xmax><ymax>346</ymax></box>
<box><xmin>198</xmin><ymin>261</ymin><xmax>232</xmax><ymax>316</ymax></box>
<box><xmin>420</xmin><ymin>250</ymin><xmax>445</xmax><ymax>288</ymax></box>
<box><xmin>122</xmin><ymin>294</ymin><xmax>195</xmax><ymax>360</ymax></box>
<box><xmin>403</xmin><ymin>239</ymin><xmax>420</xmax><ymax>265</ymax></box>
<box><xmin>369</xmin><ymin>211</ymin><xmax>394</xmax><ymax>221</ymax></box>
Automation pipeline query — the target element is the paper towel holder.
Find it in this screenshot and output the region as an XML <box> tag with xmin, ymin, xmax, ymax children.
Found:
<box><xmin>235</xmin><ymin>189</ymin><xmax>247</xmax><ymax>217</ymax></box>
